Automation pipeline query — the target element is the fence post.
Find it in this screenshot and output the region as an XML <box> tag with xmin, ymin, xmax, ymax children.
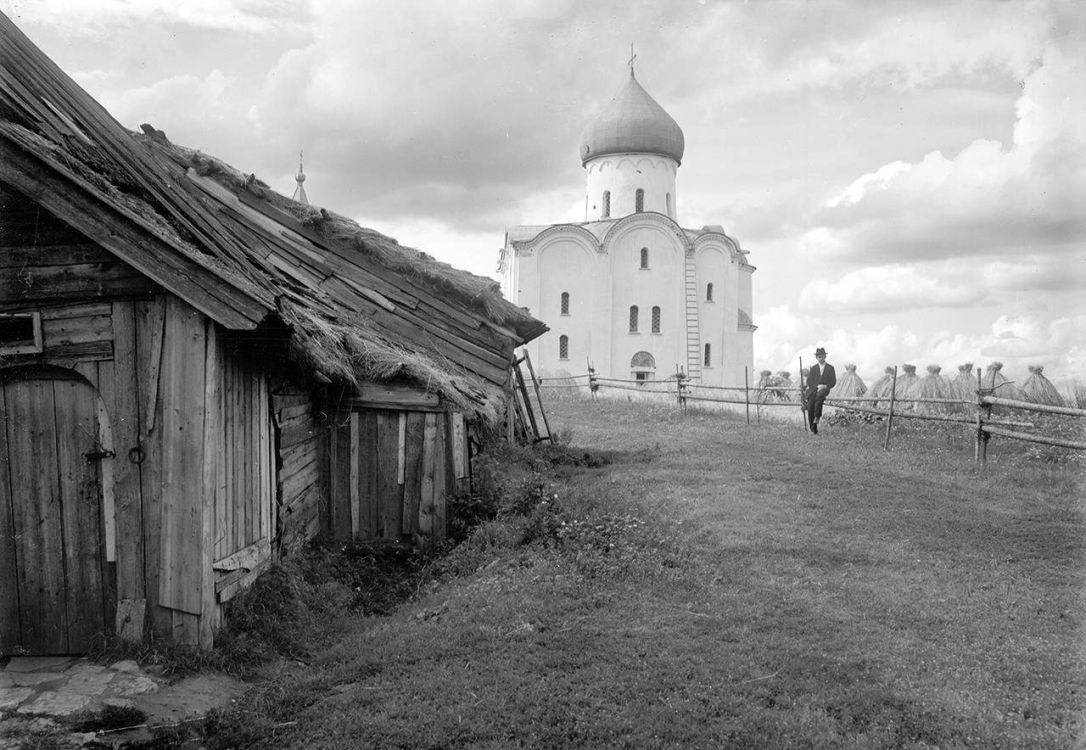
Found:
<box><xmin>975</xmin><ymin>367</ymin><xmax>991</xmax><ymax>467</ymax></box>
<box><xmin>744</xmin><ymin>366</ymin><xmax>750</xmax><ymax>425</ymax></box>
<box><xmin>676</xmin><ymin>366</ymin><xmax>687</xmax><ymax>412</ymax></box>
<box><xmin>883</xmin><ymin>366</ymin><xmax>898</xmax><ymax>451</ymax></box>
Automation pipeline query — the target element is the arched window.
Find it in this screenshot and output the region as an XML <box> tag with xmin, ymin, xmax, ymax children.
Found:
<box><xmin>629</xmin><ymin>305</ymin><xmax>639</xmax><ymax>333</ymax></box>
<box><xmin>560</xmin><ymin>291</ymin><xmax>570</xmax><ymax>315</ymax></box>
<box><xmin>602</xmin><ymin>190</ymin><xmax>610</xmax><ymax>219</ymax></box>
<box><xmin>635</xmin><ymin>188</ymin><xmax>644</xmax><ymax>213</ymax></box>
<box><xmin>651</xmin><ymin>306</ymin><xmax>661</xmax><ymax>333</ymax></box>
<box><xmin>666</xmin><ymin>192</ymin><xmax>672</xmax><ymax>217</ymax></box>
<box><xmin>559</xmin><ymin>335</ymin><xmax>569</xmax><ymax>360</ymax></box>
<box><xmin>640</xmin><ymin>247</ymin><xmax>649</xmax><ymax>269</ymax></box>
<box><xmin>706</xmin><ymin>283</ymin><xmax>714</xmax><ymax>302</ymax></box>
<box><xmin>704</xmin><ymin>343</ymin><xmax>712</xmax><ymax>367</ymax></box>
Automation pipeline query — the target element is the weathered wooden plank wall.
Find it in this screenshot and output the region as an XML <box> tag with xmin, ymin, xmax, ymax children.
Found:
<box><xmin>52</xmin><ymin>377</ymin><xmax>107</xmax><ymax>651</ymax></box>
<box><xmin>158</xmin><ymin>296</ymin><xmax>207</xmax><ymax>644</ymax></box>
<box><xmin>135</xmin><ymin>296</ymin><xmax>168</xmax><ymax>638</ymax></box>
<box><xmin>0</xmin><ymin>242</ymin><xmax>157</xmax><ymax>312</ymax></box>
<box><xmin>5</xmin><ymin>378</ymin><xmax>66</xmax><ymax>650</ymax></box>
<box><xmin>211</xmin><ymin>341</ymin><xmax>276</xmax><ymax>608</ymax></box>
<box><xmin>0</xmin><ymin>196</ymin><xmax>307</xmax><ymax>652</ymax></box>
<box><xmin>0</xmin><ymin>383</ymin><xmax>18</xmax><ymax>650</ymax></box>
<box><xmin>326</xmin><ymin>407</ymin><xmax>468</xmax><ymax>544</ymax></box>
<box><xmin>97</xmin><ymin>301</ymin><xmax>143</xmax><ymax>641</ymax></box>
<box><xmin>274</xmin><ymin>390</ymin><xmax>325</xmax><ymax>556</ymax></box>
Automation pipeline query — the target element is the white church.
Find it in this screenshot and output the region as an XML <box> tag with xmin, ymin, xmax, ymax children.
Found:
<box><xmin>499</xmin><ymin>65</ymin><xmax>755</xmax><ymax>386</ymax></box>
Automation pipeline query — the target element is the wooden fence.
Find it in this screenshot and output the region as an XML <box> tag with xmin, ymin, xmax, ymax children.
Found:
<box><xmin>535</xmin><ymin>366</ymin><xmax>1086</xmax><ymax>465</ymax></box>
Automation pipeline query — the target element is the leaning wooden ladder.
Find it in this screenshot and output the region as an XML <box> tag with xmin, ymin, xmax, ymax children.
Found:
<box><xmin>510</xmin><ymin>350</ymin><xmax>553</xmax><ymax>444</ymax></box>
<box><xmin>683</xmin><ymin>250</ymin><xmax>703</xmax><ymax>382</ymax></box>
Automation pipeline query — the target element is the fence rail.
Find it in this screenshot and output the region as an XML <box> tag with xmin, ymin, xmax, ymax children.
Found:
<box><xmin>531</xmin><ymin>363</ymin><xmax>1085</xmax><ymax>465</ymax></box>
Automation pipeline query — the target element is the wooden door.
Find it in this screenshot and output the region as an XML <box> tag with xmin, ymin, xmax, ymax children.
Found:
<box><xmin>0</xmin><ymin>368</ymin><xmax>109</xmax><ymax>654</ymax></box>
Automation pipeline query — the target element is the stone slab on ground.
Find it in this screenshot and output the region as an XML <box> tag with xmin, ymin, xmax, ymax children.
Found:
<box><xmin>0</xmin><ymin>688</ymin><xmax>33</xmax><ymax>711</ymax></box>
<box><xmin>4</xmin><ymin>657</ymin><xmax>76</xmax><ymax>673</ymax></box>
<box><xmin>134</xmin><ymin>674</ymin><xmax>246</xmax><ymax>724</ymax></box>
<box><xmin>0</xmin><ymin>658</ymin><xmax>248</xmax><ymax>747</ymax></box>
<box><xmin>10</xmin><ymin>672</ymin><xmax>66</xmax><ymax>687</ymax></box>
<box><xmin>16</xmin><ymin>690</ymin><xmax>92</xmax><ymax>716</ymax></box>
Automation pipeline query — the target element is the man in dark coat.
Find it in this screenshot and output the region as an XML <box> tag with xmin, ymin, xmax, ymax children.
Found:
<box><xmin>805</xmin><ymin>347</ymin><xmax>836</xmax><ymax>434</ymax></box>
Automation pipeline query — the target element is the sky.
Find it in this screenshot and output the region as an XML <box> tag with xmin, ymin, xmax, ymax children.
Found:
<box><xmin>3</xmin><ymin>0</ymin><xmax>1084</xmax><ymax>389</ymax></box>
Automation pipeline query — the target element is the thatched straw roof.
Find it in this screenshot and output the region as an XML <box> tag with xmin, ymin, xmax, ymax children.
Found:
<box><xmin>1021</xmin><ymin>365</ymin><xmax>1066</xmax><ymax>407</ymax></box>
<box><xmin>835</xmin><ymin>363</ymin><xmax>867</xmax><ymax>398</ymax></box>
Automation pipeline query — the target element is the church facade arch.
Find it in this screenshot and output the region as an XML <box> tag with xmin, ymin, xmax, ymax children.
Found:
<box><xmin>602</xmin><ymin>212</ymin><xmax>691</xmax><ymax>255</ymax></box>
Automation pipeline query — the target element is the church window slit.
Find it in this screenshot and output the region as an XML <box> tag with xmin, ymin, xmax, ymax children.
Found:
<box><xmin>640</xmin><ymin>247</ymin><xmax>649</xmax><ymax>269</ymax></box>
<box><xmin>629</xmin><ymin>305</ymin><xmax>639</xmax><ymax>333</ymax></box>
<box><xmin>560</xmin><ymin>291</ymin><xmax>570</xmax><ymax>315</ymax></box>
<box><xmin>635</xmin><ymin>188</ymin><xmax>644</xmax><ymax>213</ymax></box>
<box><xmin>559</xmin><ymin>335</ymin><xmax>569</xmax><ymax>360</ymax></box>
<box><xmin>602</xmin><ymin>191</ymin><xmax>610</xmax><ymax>219</ymax></box>
<box><xmin>704</xmin><ymin>343</ymin><xmax>712</xmax><ymax>367</ymax></box>
<box><xmin>706</xmin><ymin>283</ymin><xmax>714</xmax><ymax>302</ymax></box>
<box><xmin>651</xmin><ymin>306</ymin><xmax>660</xmax><ymax>333</ymax></box>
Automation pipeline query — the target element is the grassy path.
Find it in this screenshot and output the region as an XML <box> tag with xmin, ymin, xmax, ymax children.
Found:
<box><xmin>253</xmin><ymin>398</ymin><xmax>1084</xmax><ymax>749</ymax></box>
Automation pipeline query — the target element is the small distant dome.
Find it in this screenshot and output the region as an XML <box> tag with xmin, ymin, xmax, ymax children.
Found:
<box><xmin>580</xmin><ymin>70</ymin><xmax>685</xmax><ymax>165</ymax></box>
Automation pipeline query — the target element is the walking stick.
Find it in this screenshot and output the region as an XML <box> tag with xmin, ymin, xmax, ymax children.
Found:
<box><xmin>799</xmin><ymin>356</ymin><xmax>809</xmax><ymax>432</ymax></box>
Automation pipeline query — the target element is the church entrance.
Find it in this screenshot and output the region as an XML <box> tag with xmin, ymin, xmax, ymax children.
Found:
<box><xmin>630</xmin><ymin>351</ymin><xmax>655</xmax><ymax>385</ymax></box>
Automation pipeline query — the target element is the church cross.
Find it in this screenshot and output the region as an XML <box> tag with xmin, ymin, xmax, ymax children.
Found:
<box><xmin>628</xmin><ymin>43</ymin><xmax>637</xmax><ymax>75</ymax></box>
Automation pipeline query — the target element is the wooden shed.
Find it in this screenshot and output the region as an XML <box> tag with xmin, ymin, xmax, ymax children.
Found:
<box><xmin>0</xmin><ymin>13</ymin><xmax>546</xmax><ymax>655</ymax></box>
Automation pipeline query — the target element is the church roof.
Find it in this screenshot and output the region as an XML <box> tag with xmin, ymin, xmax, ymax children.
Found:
<box><xmin>579</xmin><ymin>70</ymin><xmax>685</xmax><ymax>165</ymax></box>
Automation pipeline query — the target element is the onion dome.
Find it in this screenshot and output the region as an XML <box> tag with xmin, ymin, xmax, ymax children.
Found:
<box><xmin>580</xmin><ymin>70</ymin><xmax>685</xmax><ymax>165</ymax></box>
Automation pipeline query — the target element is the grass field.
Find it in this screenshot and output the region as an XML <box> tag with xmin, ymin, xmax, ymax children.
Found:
<box><xmin>161</xmin><ymin>396</ymin><xmax>1084</xmax><ymax>749</ymax></box>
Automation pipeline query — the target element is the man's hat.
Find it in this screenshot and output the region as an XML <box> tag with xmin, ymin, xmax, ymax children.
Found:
<box><xmin>815</xmin><ymin>347</ymin><xmax>827</xmax><ymax>356</ymax></box>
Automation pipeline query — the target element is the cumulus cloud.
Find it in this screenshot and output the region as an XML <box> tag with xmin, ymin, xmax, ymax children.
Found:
<box><xmin>801</xmin><ymin>23</ymin><xmax>1086</xmax><ymax>278</ymax></box>
<box><xmin>99</xmin><ymin>70</ymin><xmax>240</xmax><ymax>143</ymax></box>
<box><xmin>799</xmin><ymin>264</ymin><xmax>987</xmax><ymax>313</ymax></box>
<box><xmin>3</xmin><ymin>0</ymin><xmax>305</xmax><ymax>35</ymax></box>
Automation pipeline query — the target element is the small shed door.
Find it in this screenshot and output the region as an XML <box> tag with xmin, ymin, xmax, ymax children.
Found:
<box><xmin>0</xmin><ymin>368</ymin><xmax>108</xmax><ymax>654</ymax></box>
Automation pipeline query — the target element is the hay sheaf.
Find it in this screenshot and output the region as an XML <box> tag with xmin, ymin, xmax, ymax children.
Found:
<box><xmin>834</xmin><ymin>363</ymin><xmax>867</xmax><ymax>398</ymax></box>
<box><xmin>983</xmin><ymin>362</ymin><xmax>1024</xmax><ymax>401</ymax></box>
<box><xmin>894</xmin><ymin>364</ymin><xmax>920</xmax><ymax>399</ymax></box>
<box><xmin>950</xmin><ymin>363</ymin><xmax>976</xmax><ymax>403</ymax></box>
<box><xmin>868</xmin><ymin>366</ymin><xmax>896</xmax><ymax>405</ymax></box>
<box><xmin>905</xmin><ymin>364</ymin><xmax>955</xmax><ymax>413</ymax></box>
<box><xmin>1021</xmin><ymin>365</ymin><xmax>1066</xmax><ymax>407</ymax></box>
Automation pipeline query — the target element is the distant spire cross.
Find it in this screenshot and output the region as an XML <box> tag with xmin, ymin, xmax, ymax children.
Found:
<box><xmin>628</xmin><ymin>43</ymin><xmax>637</xmax><ymax>75</ymax></box>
